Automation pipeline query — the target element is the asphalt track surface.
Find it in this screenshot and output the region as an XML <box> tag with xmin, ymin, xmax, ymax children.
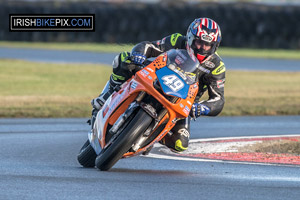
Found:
<box><xmin>1</xmin><ymin>47</ymin><xmax>300</xmax><ymax>199</ymax></box>
<box><xmin>1</xmin><ymin>116</ymin><xmax>300</xmax><ymax>200</ymax></box>
<box><xmin>1</xmin><ymin>47</ymin><xmax>300</xmax><ymax>71</ymax></box>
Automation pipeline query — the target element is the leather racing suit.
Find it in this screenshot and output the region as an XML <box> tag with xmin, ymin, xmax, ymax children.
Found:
<box><xmin>106</xmin><ymin>33</ymin><xmax>225</xmax><ymax>152</ymax></box>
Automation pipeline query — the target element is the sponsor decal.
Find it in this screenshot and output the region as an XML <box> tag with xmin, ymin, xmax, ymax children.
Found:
<box><xmin>147</xmin><ymin>76</ymin><xmax>152</xmax><ymax>80</ymax></box>
<box><xmin>9</xmin><ymin>14</ymin><xmax>95</xmax><ymax>32</ymax></box>
<box><xmin>183</xmin><ymin>108</ymin><xmax>189</xmax><ymax>115</ymax></box>
<box><xmin>180</xmin><ymin>103</ymin><xmax>184</xmax><ymax>108</ymax></box>
<box><xmin>131</xmin><ymin>81</ymin><xmax>138</xmax><ymax>89</ymax></box>
<box><xmin>140</xmin><ymin>71</ymin><xmax>147</xmax><ymax>77</ymax></box>
<box><xmin>204</xmin><ymin>60</ymin><xmax>215</xmax><ymax>68</ymax></box>
<box><xmin>187</xmin><ymin>101</ymin><xmax>192</xmax><ymax>105</ymax></box>
<box><xmin>146</xmin><ymin>67</ymin><xmax>154</xmax><ymax>72</ymax></box>
<box><xmin>175</xmin><ymin>55</ymin><xmax>185</xmax><ymax>65</ymax></box>
<box><xmin>185</xmin><ymin>106</ymin><xmax>190</xmax><ymax>112</ymax></box>
<box><xmin>142</xmin><ymin>69</ymin><xmax>149</xmax><ymax>75</ymax></box>
<box><xmin>201</xmin><ymin>34</ymin><xmax>213</xmax><ymax>42</ymax></box>
<box><xmin>217</xmin><ymin>79</ymin><xmax>225</xmax><ymax>88</ymax></box>
<box><xmin>178</xmin><ymin>128</ymin><xmax>190</xmax><ymax>138</ymax></box>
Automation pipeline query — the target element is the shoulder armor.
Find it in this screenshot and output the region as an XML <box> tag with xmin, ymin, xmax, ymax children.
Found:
<box><xmin>170</xmin><ymin>33</ymin><xmax>183</xmax><ymax>47</ymax></box>
<box><xmin>207</xmin><ymin>53</ymin><xmax>225</xmax><ymax>75</ymax></box>
<box><xmin>212</xmin><ymin>61</ymin><xmax>225</xmax><ymax>75</ymax></box>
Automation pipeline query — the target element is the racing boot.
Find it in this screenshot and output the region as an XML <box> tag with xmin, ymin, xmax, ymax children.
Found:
<box><xmin>89</xmin><ymin>81</ymin><xmax>115</xmax><ymax>128</ymax></box>
<box><xmin>91</xmin><ymin>81</ymin><xmax>114</xmax><ymax>108</ymax></box>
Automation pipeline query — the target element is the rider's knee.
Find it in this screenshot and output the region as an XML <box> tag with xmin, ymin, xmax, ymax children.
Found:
<box><xmin>174</xmin><ymin>128</ymin><xmax>190</xmax><ymax>152</ymax></box>
<box><xmin>162</xmin><ymin>128</ymin><xmax>190</xmax><ymax>152</ymax></box>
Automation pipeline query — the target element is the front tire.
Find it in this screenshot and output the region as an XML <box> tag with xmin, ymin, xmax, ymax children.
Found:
<box><xmin>95</xmin><ymin>109</ymin><xmax>152</xmax><ymax>171</ymax></box>
<box><xmin>77</xmin><ymin>139</ymin><xmax>97</xmax><ymax>168</ymax></box>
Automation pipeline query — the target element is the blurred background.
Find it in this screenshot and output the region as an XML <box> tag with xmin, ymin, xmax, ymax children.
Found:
<box><xmin>1</xmin><ymin>0</ymin><xmax>300</xmax><ymax>49</ymax></box>
<box><xmin>1</xmin><ymin>0</ymin><xmax>299</xmax><ymax>118</ymax></box>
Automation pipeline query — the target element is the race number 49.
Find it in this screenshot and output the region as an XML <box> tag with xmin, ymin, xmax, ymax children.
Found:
<box><xmin>162</xmin><ymin>75</ymin><xmax>184</xmax><ymax>92</ymax></box>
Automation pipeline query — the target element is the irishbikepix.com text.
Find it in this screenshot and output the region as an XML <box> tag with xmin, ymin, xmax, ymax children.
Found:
<box><xmin>9</xmin><ymin>14</ymin><xmax>95</xmax><ymax>31</ymax></box>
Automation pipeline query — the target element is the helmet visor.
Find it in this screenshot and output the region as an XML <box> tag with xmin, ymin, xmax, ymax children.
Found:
<box><xmin>193</xmin><ymin>38</ymin><xmax>213</xmax><ymax>55</ymax></box>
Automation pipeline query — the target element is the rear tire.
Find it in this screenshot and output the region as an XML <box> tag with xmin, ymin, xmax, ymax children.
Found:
<box><xmin>95</xmin><ymin>109</ymin><xmax>152</xmax><ymax>171</ymax></box>
<box><xmin>77</xmin><ymin>139</ymin><xmax>97</xmax><ymax>168</ymax></box>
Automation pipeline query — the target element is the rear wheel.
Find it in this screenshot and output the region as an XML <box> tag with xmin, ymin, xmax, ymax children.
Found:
<box><xmin>77</xmin><ymin>139</ymin><xmax>97</xmax><ymax>168</ymax></box>
<box><xmin>95</xmin><ymin>109</ymin><xmax>152</xmax><ymax>171</ymax></box>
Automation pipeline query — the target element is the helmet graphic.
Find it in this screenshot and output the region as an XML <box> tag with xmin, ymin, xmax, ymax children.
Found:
<box><xmin>186</xmin><ymin>18</ymin><xmax>222</xmax><ymax>62</ymax></box>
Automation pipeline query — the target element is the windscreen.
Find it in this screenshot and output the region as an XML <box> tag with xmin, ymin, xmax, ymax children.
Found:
<box><xmin>166</xmin><ymin>49</ymin><xmax>200</xmax><ymax>84</ymax></box>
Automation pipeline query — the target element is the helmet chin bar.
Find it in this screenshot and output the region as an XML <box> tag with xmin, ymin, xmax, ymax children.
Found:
<box><xmin>193</xmin><ymin>46</ymin><xmax>209</xmax><ymax>62</ymax></box>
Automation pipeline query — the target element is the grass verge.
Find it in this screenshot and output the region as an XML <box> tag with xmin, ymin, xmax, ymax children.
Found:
<box><xmin>0</xmin><ymin>59</ymin><xmax>111</xmax><ymax>118</ymax></box>
<box><xmin>238</xmin><ymin>139</ymin><xmax>300</xmax><ymax>155</ymax></box>
<box><xmin>0</xmin><ymin>41</ymin><xmax>299</xmax><ymax>60</ymax></box>
<box><xmin>222</xmin><ymin>70</ymin><xmax>300</xmax><ymax>116</ymax></box>
<box><xmin>1</xmin><ymin>59</ymin><xmax>300</xmax><ymax>118</ymax></box>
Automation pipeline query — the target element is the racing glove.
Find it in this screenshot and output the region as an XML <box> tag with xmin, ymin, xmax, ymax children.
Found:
<box><xmin>131</xmin><ymin>52</ymin><xmax>146</xmax><ymax>65</ymax></box>
<box><xmin>190</xmin><ymin>103</ymin><xmax>211</xmax><ymax>119</ymax></box>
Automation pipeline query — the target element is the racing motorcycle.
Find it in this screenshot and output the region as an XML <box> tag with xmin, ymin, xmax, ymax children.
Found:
<box><xmin>77</xmin><ymin>49</ymin><xmax>200</xmax><ymax>171</ymax></box>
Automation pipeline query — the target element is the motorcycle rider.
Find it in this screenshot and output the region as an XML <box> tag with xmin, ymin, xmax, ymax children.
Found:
<box><xmin>91</xmin><ymin>18</ymin><xmax>225</xmax><ymax>152</ymax></box>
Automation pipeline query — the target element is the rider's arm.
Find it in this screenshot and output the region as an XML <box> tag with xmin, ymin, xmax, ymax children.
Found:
<box><xmin>131</xmin><ymin>33</ymin><xmax>186</xmax><ymax>58</ymax></box>
<box><xmin>194</xmin><ymin>59</ymin><xmax>226</xmax><ymax>117</ymax></box>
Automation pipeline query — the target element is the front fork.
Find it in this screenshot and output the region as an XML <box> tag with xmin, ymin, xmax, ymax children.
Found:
<box><xmin>131</xmin><ymin>95</ymin><xmax>179</xmax><ymax>152</ymax></box>
<box><xmin>103</xmin><ymin>91</ymin><xmax>147</xmax><ymax>149</ymax></box>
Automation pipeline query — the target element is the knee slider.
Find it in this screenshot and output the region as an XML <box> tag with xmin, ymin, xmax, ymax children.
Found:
<box><xmin>175</xmin><ymin>139</ymin><xmax>188</xmax><ymax>152</ymax></box>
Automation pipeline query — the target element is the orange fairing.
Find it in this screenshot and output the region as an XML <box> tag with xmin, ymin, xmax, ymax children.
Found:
<box><xmin>135</xmin><ymin>55</ymin><xmax>198</xmax><ymax>119</ymax></box>
<box><xmin>100</xmin><ymin>53</ymin><xmax>198</xmax><ymax>156</ymax></box>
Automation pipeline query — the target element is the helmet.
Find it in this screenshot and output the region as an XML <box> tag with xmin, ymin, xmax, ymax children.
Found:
<box><xmin>186</xmin><ymin>18</ymin><xmax>222</xmax><ymax>62</ymax></box>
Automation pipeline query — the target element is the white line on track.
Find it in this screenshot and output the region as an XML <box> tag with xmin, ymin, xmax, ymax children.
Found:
<box><xmin>191</xmin><ymin>134</ymin><xmax>300</xmax><ymax>143</ymax></box>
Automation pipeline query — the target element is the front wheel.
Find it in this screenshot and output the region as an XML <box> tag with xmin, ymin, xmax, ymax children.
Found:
<box><xmin>95</xmin><ymin>109</ymin><xmax>152</xmax><ymax>171</ymax></box>
<box><xmin>77</xmin><ymin>139</ymin><xmax>97</xmax><ymax>168</ymax></box>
